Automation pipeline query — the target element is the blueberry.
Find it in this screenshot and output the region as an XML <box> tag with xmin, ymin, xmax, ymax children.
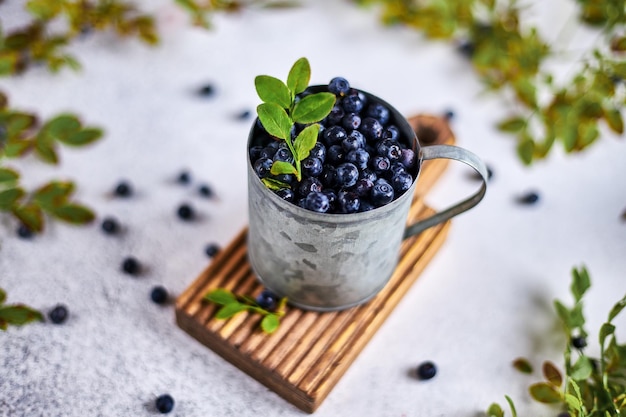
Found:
<box><xmin>320</xmin><ymin>164</ymin><xmax>337</xmax><ymax>188</ymax></box>
<box><xmin>416</xmin><ymin>361</ymin><xmax>437</xmax><ymax>380</ymax></box>
<box><xmin>177</xmin><ymin>203</ymin><xmax>195</xmax><ymax>220</ymax></box>
<box><xmin>249</xmin><ymin>145</ymin><xmax>264</xmax><ymax>161</ymax></box>
<box><xmin>365</xmin><ymin>103</ymin><xmax>390</xmax><ymax>125</ymax></box>
<box><xmin>571</xmin><ymin>336</ymin><xmax>587</xmax><ymax>349</ymax></box>
<box><xmin>48</xmin><ymin>304</ymin><xmax>68</xmax><ymax>324</ymax></box>
<box><xmin>273</xmin><ymin>147</ymin><xmax>293</xmax><ymax>163</ymax></box>
<box><xmin>256</xmin><ymin>289</ymin><xmax>278</xmax><ymax>310</ymax></box>
<box><xmin>399</xmin><ymin>148</ymin><xmax>416</xmax><ymax>169</ymax></box>
<box><xmin>236</xmin><ymin>109</ymin><xmax>251</xmax><ymax>120</ymax></box>
<box><xmin>155</xmin><ymin>394</ymin><xmax>175</xmax><ymax>414</ymax></box>
<box><xmin>298</xmin><ymin>177</ymin><xmax>323</xmax><ymax>197</ymax></box>
<box><xmin>122</xmin><ymin>257</ymin><xmax>141</xmax><ymax>275</ymax></box>
<box><xmin>253</xmin><ymin>157</ymin><xmax>273</xmax><ymax>178</ymax></box>
<box><xmin>260</xmin><ymin>145</ymin><xmax>278</xmax><ymax>160</ymax></box>
<box><xmin>390</xmin><ymin>162</ymin><xmax>407</xmax><ymax>177</ymax></box>
<box><xmin>382</xmin><ymin>125</ymin><xmax>399</xmax><ymax>141</ymax></box>
<box><xmin>371</xmin><ymin>155</ymin><xmax>391</xmax><ymax>174</ymax></box>
<box><xmin>177</xmin><ymin>170</ymin><xmax>191</xmax><ymax>184</ymax></box>
<box><xmin>328</xmin><ymin>77</ymin><xmax>351</xmax><ymax>96</ymax></box>
<box><xmin>359</xmin><ymin>199</ymin><xmax>376</xmax><ymax>212</ymax></box>
<box><xmin>197</xmin><ymin>83</ymin><xmax>215</xmax><ymax>96</ymax></box>
<box><xmin>326</xmin><ymin>145</ymin><xmax>346</xmax><ymax>165</ymax></box>
<box><xmin>204</xmin><ymin>243</ymin><xmax>221</xmax><ymax>258</ymax></box>
<box><xmin>323</xmin><ymin>126</ymin><xmax>348</xmax><ymax>147</ymax></box>
<box><xmin>353</xmin><ymin>178</ymin><xmax>374</xmax><ymax>198</ymax></box>
<box><xmin>345</xmin><ymin>148</ymin><xmax>370</xmax><ymax>170</ymax></box>
<box><xmin>335</xmin><ymin>163</ymin><xmax>359</xmax><ymax>188</ymax></box>
<box><xmin>198</xmin><ymin>184</ymin><xmax>214</xmax><ymax>198</ymax></box>
<box><xmin>342</xmin><ymin>92</ymin><xmax>365</xmax><ymax>113</ymax></box>
<box><xmin>359</xmin><ymin>168</ymin><xmax>378</xmax><ymax>183</ymax></box>
<box><xmin>304</xmin><ymin>191</ymin><xmax>330</xmax><ymax>213</ymax></box>
<box><xmin>337</xmin><ymin>191</ymin><xmax>360</xmax><ymax>213</ymax></box>
<box><xmin>275</xmin><ymin>174</ymin><xmax>295</xmax><ymax>184</ymax></box>
<box><xmin>151</xmin><ymin>286</ymin><xmax>169</xmax><ymax>304</ymax></box>
<box><xmin>371</xmin><ymin>179</ymin><xmax>395</xmax><ymax>206</ymax></box>
<box><xmin>457</xmin><ymin>39</ymin><xmax>475</xmax><ymax>58</ymax></box>
<box><xmin>376</xmin><ymin>139</ymin><xmax>402</xmax><ymax>161</ymax></box>
<box><xmin>101</xmin><ymin>217</ymin><xmax>119</xmax><ymax>235</ymax></box>
<box><xmin>302</xmin><ymin>157</ymin><xmax>323</xmax><ymax>177</ymax></box>
<box><xmin>326</xmin><ymin>105</ymin><xmax>345</xmax><ymax>126</ymax></box>
<box><xmin>114</xmin><ymin>181</ymin><xmax>132</xmax><ymax>197</ymax></box>
<box><xmin>391</xmin><ymin>172</ymin><xmax>413</xmax><ymax>194</ymax></box>
<box><xmin>309</xmin><ymin>142</ymin><xmax>326</xmax><ymax>163</ymax></box>
<box><xmin>359</xmin><ymin>117</ymin><xmax>383</xmax><ymax>141</ymax></box>
<box><xmin>471</xmin><ymin>164</ymin><xmax>494</xmax><ymax>181</ymax></box>
<box><xmin>17</xmin><ymin>224</ymin><xmax>33</xmax><ymax>239</ymax></box>
<box><xmin>443</xmin><ymin>109</ymin><xmax>455</xmax><ymax>121</ymax></box>
<box><xmin>322</xmin><ymin>189</ymin><xmax>337</xmax><ymax>209</ymax></box>
<box><xmin>341</xmin><ymin>113</ymin><xmax>361</xmax><ymax>130</ymax></box>
<box><xmin>517</xmin><ymin>191</ymin><xmax>540</xmax><ymax>205</ymax></box>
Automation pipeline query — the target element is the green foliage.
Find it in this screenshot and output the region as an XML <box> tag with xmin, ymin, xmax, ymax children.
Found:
<box><xmin>0</xmin><ymin>91</ymin><xmax>100</xmax><ymax>232</ymax></box>
<box><xmin>203</xmin><ymin>288</ymin><xmax>287</xmax><ymax>334</ymax></box>
<box><xmin>175</xmin><ymin>0</ymin><xmax>299</xmax><ymax>29</ymax></box>
<box><xmin>353</xmin><ymin>0</ymin><xmax>626</xmax><ymax>165</ymax></box>
<box><xmin>255</xmin><ymin>57</ymin><xmax>335</xmax><ymax>182</ymax></box>
<box><xmin>0</xmin><ymin>288</ymin><xmax>44</xmax><ymax>330</ymax></box>
<box><xmin>487</xmin><ymin>266</ymin><xmax>626</xmax><ymax>416</ymax></box>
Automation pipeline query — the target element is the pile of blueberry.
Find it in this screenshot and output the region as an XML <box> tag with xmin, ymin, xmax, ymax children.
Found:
<box><xmin>249</xmin><ymin>77</ymin><xmax>417</xmax><ymax>214</ymax></box>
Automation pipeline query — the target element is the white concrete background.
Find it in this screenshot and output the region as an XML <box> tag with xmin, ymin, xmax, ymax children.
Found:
<box><xmin>1</xmin><ymin>1</ymin><xmax>625</xmax><ymax>416</ymax></box>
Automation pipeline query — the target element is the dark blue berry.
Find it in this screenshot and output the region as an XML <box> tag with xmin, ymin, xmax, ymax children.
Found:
<box><xmin>155</xmin><ymin>394</ymin><xmax>175</xmax><ymax>414</ymax></box>
<box><xmin>198</xmin><ymin>184</ymin><xmax>214</xmax><ymax>198</ymax></box>
<box><xmin>249</xmin><ymin>145</ymin><xmax>264</xmax><ymax>161</ymax></box>
<box><xmin>275</xmin><ymin>174</ymin><xmax>295</xmax><ymax>184</ymax></box>
<box><xmin>391</xmin><ymin>172</ymin><xmax>413</xmax><ymax>194</ymax></box>
<box><xmin>304</xmin><ymin>191</ymin><xmax>330</xmax><ymax>213</ymax></box>
<box><xmin>365</xmin><ymin>103</ymin><xmax>390</xmax><ymax>125</ymax></box>
<box><xmin>335</xmin><ymin>163</ymin><xmax>359</xmax><ymax>188</ymax></box>
<box><xmin>260</xmin><ymin>145</ymin><xmax>278</xmax><ymax>160</ymax></box>
<box><xmin>359</xmin><ymin>199</ymin><xmax>376</xmax><ymax>212</ymax></box>
<box><xmin>376</xmin><ymin>139</ymin><xmax>402</xmax><ymax>161</ymax></box>
<box><xmin>114</xmin><ymin>181</ymin><xmax>132</xmax><ymax>197</ymax></box>
<box><xmin>204</xmin><ymin>243</ymin><xmax>221</xmax><ymax>258</ymax></box>
<box><xmin>298</xmin><ymin>177</ymin><xmax>323</xmax><ymax>197</ymax></box>
<box><xmin>341</xmin><ymin>113</ymin><xmax>361</xmax><ymax>130</ymax></box>
<box><xmin>571</xmin><ymin>336</ymin><xmax>587</xmax><ymax>349</ymax></box>
<box><xmin>371</xmin><ymin>155</ymin><xmax>391</xmax><ymax>174</ymax></box>
<box><xmin>353</xmin><ymin>178</ymin><xmax>374</xmax><ymax>197</ymax></box>
<box><xmin>399</xmin><ymin>148</ymin><xmax>416</xmax><ymax>169</ymax></box>
<box><xmin>302</xmin><ymin>157</ymin><xmax>323</xmax><ymax>177</ymax></box>
<box><xmin>457</xmin><ymin>39</ymin><xmax>475</xmax><ymax>58</ymax></box>
<box><xmin>443</xmin><ymin>109</ymin><xmax>455</xmax><ymax>121</ymax></box>
<box><xmin>342</xmin><ymin>92</ymin><xmax>365</xmax><ymax>113</ymax></box>
<box><xmin>359</xmin><ymin>117</ymin><xmax>383</xmax><ymax>141</ymax></box>
<box><xmin>382</xmin><ymin>125</ymin><xmax>399</xmax><ymax>141</ymax></box>
<box><xmin>359</xmin><ymin>168</ymin><xmax>378</xmax><ymax>183</ymax></box>
<box><xmin>338</xmin><ymin>191</ymin><xmax>360</xmax><ymax>213</ymax></box>
<box><xmin>326</xmin><ymin>105</ymin><xmax>345</xmax><ymax>126</ymax></box>
<box><xmin>151</xmin><ymin>286</ymin><xmax>169</xmax><ymax>304</ymax></box>
<box><xmin>309</xmin><ymin>142</ymin><xmax>326</xmax><ymax>163</ymax></box>
<box><xmin>323</xmin><ymin>126</ymin><xmax>348</xmax><ymax>147</ymax></box>
<box><xmin>236</xmin><ymin>109</ymin><xmax>251</xmax><ymax>120</ymax></box>
<box><xmin>322</xmin><ymin>189</ymin><xmax>337</xmax><ymax>208</ymax></box>
<box><xmin>345</xmin><ymin>148</ymin><xmax>370</xmax><ymax>170</ymax></box>
<box><xmin>320</xmin><ymin>164</ymin><xmax>337</xmax><ymax>188</ymax></box>
<box><xmin>390</xmin><ymin>162</ymin><xmax>407</xmax><ymax>177</ymax></box>
<box><xmin>517</xmin><ymin>191</ymin><xmax>540</xmax><ymax>205</ymax></box>
<box><xmin>273</xmin><ymin>147</ymin><xmax>293</xmax><ymax>163</ymax></box>
<box><xmin>471</xmin><ymin>164</ymin><xmax>494</xmax><ymax>181</ymax></box>
<box><xmin>101</xmin><ymin>217</ymin><xmax>119</xmax><ymax>235</ymax></box>
<box><xmin>326</xmin><ymin>145</ymin><xmax>345</xmax><ymax>165</ymax></box>
<box><xmin>253</xmin><ymin>157</ymin><xmax>273</xmax><ymax>178</ymax></box>
<box><xmin>371</xmin><ymin>179</ymin><xmax>394</xmax><ymax>207</ymax></box>
<box><xmin>177</xmin><ymin>203</ymin><xmax>194</xmax><ymax>220</ymax></box>
<box><xmin>197</xmin><ymin>83</ymin><xmax>215</xmax><ymax>96</ymax></box>
<box><xmin>17</xmin><ymin>224</ymin><xmax>33</xmax><ymax>239</ymax></box>
<box><xmin>416</xmin><ymin>361</ymin><xmax>437</xmax><ymax>380</ymax></box>
<box><xmin>328</xmin><ymin>77</ymin><xmax>351</xmax><ymax>96</ymax></box>
<box><xmin>256</xmin><ymin>290</ymin><xmax>278</xmax><ymax>310</ymax></box>
<box><xmin>48</xmin><ymin>304</ymin><xmax>68</xmax><ymax>324</ymax></box>
<box><xmin>177</xmin><ymin>170</ymin><xmax>191</xmax><ymax>184</ymax></box>
<box><xmin>275</xmin><ymin>188</ymin><xmax>295</xmax><ymax>202</ymax></box>
<box><xmin>122</xmin><ymin>257</ymin><xmax>141</xmax><ymax>275</ymax></box>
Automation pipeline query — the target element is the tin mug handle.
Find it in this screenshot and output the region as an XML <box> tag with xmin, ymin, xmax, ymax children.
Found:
<box><xmin>403</xmin><ymin>145</ymin><xmax>488</xmax><ymax>239</ymax></box>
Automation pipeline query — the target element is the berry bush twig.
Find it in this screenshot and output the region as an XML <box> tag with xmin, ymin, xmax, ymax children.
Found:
<box><xmin>0</xmin><ymin>288</ymin><xmax>44</xmax><ymax>330</ymax></box>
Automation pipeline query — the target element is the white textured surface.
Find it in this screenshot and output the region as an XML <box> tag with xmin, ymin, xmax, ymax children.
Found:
<box><xmin>1</xmin><ymin>1</ymin><xmax>625</xmax><ymax>416</ymax></box>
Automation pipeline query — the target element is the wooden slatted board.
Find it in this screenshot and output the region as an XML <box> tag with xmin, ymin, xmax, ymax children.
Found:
<box><xmin>175</xmin><ymin>114</ymin><xmax>455</xmax><ymax>413</ymax></box>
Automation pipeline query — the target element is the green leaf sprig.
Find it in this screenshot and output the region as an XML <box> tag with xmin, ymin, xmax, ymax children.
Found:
<box><xmin>0</xmin><ymin>90</ymin><xmax>101</xmax><ymax>233</ymax></box>
<box><xmin>254</xmin><ymin>57</ymin><xmax>335</xmax><ymax>188</ymax></box>
<box><xmin>0</xmin><ymin>287</ymin><xmax>44</xmax><ymax>330</ymax></box>
<box><xmin>487</xmin><ymin>266</ymin><xmax>626</xmax><ymax>417</ymax></box>
<box><xmin>203</xmin><ymin>288</ymin><xmax>288</xmax><ymax>334</ymax></box>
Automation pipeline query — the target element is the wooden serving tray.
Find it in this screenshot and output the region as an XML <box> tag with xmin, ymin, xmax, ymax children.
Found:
<box><xmin>175</xmin><ymin>114</ymin><xmax>454</xmax><ymax>413</ymax></box>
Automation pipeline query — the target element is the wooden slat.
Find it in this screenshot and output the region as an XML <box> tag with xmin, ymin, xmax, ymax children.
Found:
<box><xmin>175</xmin><ymin>114</ymin><xmax>455</xmax><ymax>413</ymax></box>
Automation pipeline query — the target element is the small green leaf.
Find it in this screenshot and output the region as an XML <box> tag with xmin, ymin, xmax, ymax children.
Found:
<box><xmin>604</xmin><ymin>108</ymin><xmax>624</xmax><ymax>135</ymax></box>
<box><xmin>33</xmin><ymin>181</ymin><xmax>75</xmax><ymax>208</ymax></box>
<box><xmin>270</xmin><ymin>160</ymin><xmax>297</xmax><ymax>176</ymax></box>
<box><xmin>571</xmin><ymin>266</ymin><xmax>591</xmax><ymax>302</ymax></box>
<box><xmin>34</xmin><ymin>138</ymin><xmax>59</xmax><ymax>164</ymax></box>
<box><xmin>486</xmin><ymin>403</ymin><xmax>504</xmax><ymax>417</ymax></box>
<box><xmin>0</xmin><ymin>168</ymin><xmax>19</xmax><ymax>183</ymax></box>
<box><xmin>529</xmin><ymin>382</ymin><xmax>562</xmax><ymax>403</ymax></box>
<box><xmin>215</xmin><ymin>302</ymin><xmax>248</xmax><ymax>319</ymax></box>
<box><xmin>12</xmin><ymin>203</ymin><xmax>44</xmax><ymax>232</ymax></box>
<box><xmin>564</xmin><ymin>393</ymin><xmax>582</xmax><ymax>410</ymax></box>
<box><xmin>255</xmin><ymin>75</ymin><xmax>292</xmax><ymax>109</ymax></box>
<box><xmin>599</xmin><ymin>322</ymin><xmax>615</xmax><ymax>346</ymax></box>
<box><xmin>542</xmin><ymin>361</ymin><xmax>563</xmax><ymax>386</ymax></box>
<box><xmin>554</xmin><ymin>300</ymin><xmax>572</xmax><ymax>331</ymax></box>
<box><xmin>504</xmin><ymin>395</ymin><xmax>517</xmax><ymax>417</ymax></box>
<box><xmin>204</xmin><ymin>288</ymin><xmax>237</xmax><ymax>305</ymax></box>
<box><xmin>60</xmin><ymin>128</ymin><xmax>103</xmax><ymax>147</ymax></box>
<box><xmin>0</xmin><ymin>304</ymin><xmax>44</xmax><ymax>329</ymax></box>
<box><xmin>517</xmin><ymin>137</ymin><xmax>535</xmax><ymax>165</ymax></box>
<box><xmin>611</xmin><ymin>35</ymin><xmax>626</xmax><ymax>52</ymax></box>
<box><xmin>497</xmin><ymin>117</ymin><xmax>527</xmax><ymax>132</ymax></box>
<box><xmin>261</xmin><ymin>177</ymin><xmax>290</xmax><ymax>191</ymax></box>
<box><xmin>44</xmin><ymin>114</ymin><xmax>81</xmax><ymax>141</ymax></box>
<box><xmin>0</xmin><ymin>288</ymin><xmax>6</xmax><ymax>304</ymax></box>
<box><xmin>570</xmin><ymin>355</ymin><xmax>593</xmax><ymax>381</ymax></box>
<box><xmin>294</xmin><ymin>124</ymin><xmax>320</xmax><ymax>161</ymax></box>
<box><xmin>50</xmin><ymin>203</ymin><xmax>95</xmax><ymax>224</ymax></box>
<box><xmin>6</xmin><ymin>113</ymin><xmax>37</xmax><ymax>137</ymax></box>
<box><xmin>607</xmin><ymin>294</ymin><xmax>626</xmax><ymax>322</ymax></box>
<box><xmin>513</xmin><ymin>78</ymin><xmax>537</xmax><ymax>108</ymax></box>
<box><xmin>292</xmin><ymin>92</ymin><xmax>335</xmax><ymax>124</ymax></box>
<box><xmin>0</xmin><ymin>187</ymin><xmax>24</xmax><ymax>210</ymax></box>
<box><xmin>287</xmin><ymin>57</ymin><xmax>311</xmax><ymax>95</ymax></box>
<box><xmin>261</xmin><ymin>314</ymin><xmax>280</xmax><ymax>333</ymax></box>
<box><xmin>257</xmin><ymin>103</ymin><xmax>292</xmax><ymax>140</ymax></box>
<box><xmin>512</xmin><ymin>357</ymin><xmax>533</xmax><ymax>374</ymax></box>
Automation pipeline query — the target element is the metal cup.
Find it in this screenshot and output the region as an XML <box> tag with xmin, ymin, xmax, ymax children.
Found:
<box><xmin>247</xmin><ymin>88</ymin><xmax>488</xmax><ymax>311</ymax></box>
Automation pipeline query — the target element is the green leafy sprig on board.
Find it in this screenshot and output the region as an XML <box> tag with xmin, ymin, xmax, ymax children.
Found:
<box><xmin>0</xmin><ymin>288</ymin><xmax>44</xmax><ymax>330</ymax></box>
<box><xmin>0</xmin><ymin>91</ymin><xmax>102</xmax><ymax>233</ymax></box>
<box><xmin>254</xmin><ymin>57</ymin><xmax>335</xmax><ymax>190</ymax></box>
<box><xmin>487</xmin><ymin>266</ymin><xmax>626</xmax><ymax>417</ymax></box>
<box><xmin>203</xmin><ymin>288</ymin><xmax>288</xmax><ymax>334</ymax></box>
<box><xmin>353</xmin><ymin>0</ymin><xmax>625</xmax><ymax>165</ymax></box>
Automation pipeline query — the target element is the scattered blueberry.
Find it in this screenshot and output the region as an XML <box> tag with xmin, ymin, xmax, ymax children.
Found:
<box><xmin>17</xmin><ymin>224</ymin><xmax>33</xmax><ymax>239</ymax></box>
<box><xmin>48</xmin><ymin>304</ymin><xmax>68</xmax><ymax>324</ymax></box>
<box><xmin>517</xmin><ymin>191</ymin><xmax>540</xmax><ymax>205</ymax></box>
<box><xmin>197</xmin><ymin>83</ymin><xmax>215</xmax><ymax>97</ymax></box>
<box><xmin>255</xmin><ymin>289</ymin><xmax>278</xmax><ymax>310</ymax></box>
<box><xmin>416</xmin><ymin>361</ymin><xmax>437</xmax><ymax>380</ymax></box>
<box><xmin>470</xmin><ymin>164</ymin><xmax>493</xmax><ymax>181</ymax></box>
<box><xmin>457</xmin><ymin>39</ymin><xmax>475</xmax><ymax>58</ymax></box>
<box><xmin>204</xmin><ymin>243</ymin><xmax>221</xmax><ymax>258</ymax></box>
<box><xmin>151</xmin><ymin>286</ymin><xmax>169</xmax><ymax>305</ymax></box>
<box><xmin>177</xmin><ymin>203</ymin><xmax>195</xmax><ymax>220</ymax></box>
<box><xmin>155</xmin><ymin>394</ymin><xmax>175</xmax><ymax>414</ymax></box>
<box><xmin>101</xmin><ymin>217</ymin><xmax>119</xmax><ymax>235</ymax></box>
<box><xmin>443</xmin><ymin>109</ymin><xmax>455</xmax><ymax>121</ymax></box>
<box><xmin>236</xmin><ymin>109</ymin><xmax>251</xmax><ymax>120</ymax></box>
<box><xmin>177</xmin><ymin>170</ymin><xmax>191</xmax><ymax>184</ymax></box>
<box><xmin>198</xmin><ymin>184</ymin><xmax>214</xmax><ymax>198</ymax></box>
<box><xmin>571</xmin><ymin>336</ymin><xmax>587</xmax><ymax>349</ymax></box>
<box><xmin>114</xmin><ymin>181</ymin><xmax>132</xmax><ymax>197</ymax></box>
<box><xmin>122</xmin><ymin>257</ymin><xmax>141</xmax><ymax>275</ymax></box>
